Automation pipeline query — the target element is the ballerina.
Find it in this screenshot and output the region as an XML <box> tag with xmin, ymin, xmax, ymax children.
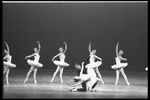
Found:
<box><xmin>3</xmin><ymin>41</ymin><xmax>16</xmax><ymax>84</ymax></box>
<box><xmin>85</xmin><ymin>43</ymin><xmax>104</xmax><ymax>85</ymax></box>
<box><xmin>50</xmin><ymin>42</ymin><xmax>69</xmax><ymax>83</ymax></box>
<box><xmin>111</xmin><ymin>42</ymin><xmax>130</xmax><ymax>85</ymax></box>
<box><xmin>24</xmin><ymin>41</ymin><xmax>43</xmax><ymax>83</ymax></box>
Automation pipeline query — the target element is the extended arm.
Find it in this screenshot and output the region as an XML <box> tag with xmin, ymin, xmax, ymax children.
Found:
<box><xmin>3</xmin><ymin>55</ymin><xmax>7</xmax><ymax>60</ymax></box>
<box><xmin>80</xmin><ymin>62</ymin><xmax>85</xmax><ymax>76</ymax></box>
<box><xmin>116</xmin><ymin>42</ymin><xmax>119</xmax><ymax>57</ymax></box>
<box><xmin>51</xmin><ymin>53</ymin><xmax>60</xmax><ymax>61</ymax></box>
<box><xmin>68</xmin><ymin>80</ymin><xmax>84</xmax><ymax>87</ymax></box>
<box><xmin>95</xmin><ymin>55</ymin><xmax>102</xmax><ymax>61</ymax></box>
<box><xmin>119</xmin><ymin>56</ymin><xmax>127</xmax><ymax>61</ymax></box>
<box><xmin>88</xmin><ymin>42</ymin><xmax>92</xmax><ymax>54</ymax></box>
<box><xmin>25</xmin><ymin>53</ymin><xmax>35</xmax><ymax>59</ymax></box>
<box><xmin>37</xmin><ymin>41</ymin><xmax>41</xmax><ymax>53</ymax></box>
<box><xmin>63</xmin><ymin>42</ymin><xmax>67</xmax><ymax>54</ymax></box>
<box><xmin>4</xmin><ymin>41</ymin><xmax>10</xmax><ymax>54</ymax></box>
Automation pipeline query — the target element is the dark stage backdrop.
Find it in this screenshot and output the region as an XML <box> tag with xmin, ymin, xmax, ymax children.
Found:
<box><xmin>2</xmin><ymin>3</ymin><xmax>147</xmax><ymax>72</ymax></box>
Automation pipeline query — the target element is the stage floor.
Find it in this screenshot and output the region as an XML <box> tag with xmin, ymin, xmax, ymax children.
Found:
<box><xmin>3</xmin><ymin>69</ymin><xmax>148</xmax><ymax>99</ymax></box>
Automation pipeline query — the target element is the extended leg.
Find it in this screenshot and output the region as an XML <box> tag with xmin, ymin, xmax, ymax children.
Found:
<box><xmin>33</xmin><ymin>68</ymin><xmax>38</xmax><ymax>83</ymax></box>
<box><xmin>24</xmin><ymin>66</ymin><xmax>34</xmax><ymax>83</ymax></box>
<box><xmin>59</xmin><ymin>67</ymin><xmax>64</xmax><ymax>83</ymax></box>
<box><xmin>120</xmin><ymin>68</ymin><xmax>130</xmax><ymax>85</ymax></box>
<box><xmin>50</xmin><ymin>66</ymin><xmax>61</xmax><ymax>82</ymax></box>
<box><xmin>3</xmin><ymin>67</ymin><xmax>8</xmax><ymax>75</ymax></box>
<box><xmin>6</xmin><ymin>68</ymin><xmax>10</xmax><ymax>85</ymax></box>
<box><xmin>115</xmin><ymin>69</ymin><xmax>120</xmax><ymax>85</ymax></box>
<box><xmin>95</xmin><ymin>68</ymin><xmax>104</xmax><ymax>84</ymax></box>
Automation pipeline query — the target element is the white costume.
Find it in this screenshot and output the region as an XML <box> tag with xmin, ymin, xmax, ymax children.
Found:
<box><xmin>53</xmin><ymin>54</ymin><xmax>69</xmax><ymax>67</ymax></box>
<box><xmin>85</xmin><ymin>55</ymin><xmax>102</xmax><ymax>90</ymax></box>
<box><xmin>27</xmin><ymin>53</ymin><xmax>43</xmax><ymax>68</ymax></box>
<box><xmin>3</xmin><ymin>55</ymin><xmax>16</xmax><ymax>68</ymax></box>
<box><xmin>111</xmin><ymin>57</ymin><xmax>128</xmax><ymax>69</ymax></box>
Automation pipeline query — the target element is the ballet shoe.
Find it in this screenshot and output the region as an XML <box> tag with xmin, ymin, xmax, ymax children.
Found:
<box><xmin>70</xmin><ymin>88</ymin><xmax>76</xmax><ymax>92</ymax></box>
<box><xmin>34</xmin><ymin>81</ymin><xmax>37</xmax><ymax>84</ymax></box>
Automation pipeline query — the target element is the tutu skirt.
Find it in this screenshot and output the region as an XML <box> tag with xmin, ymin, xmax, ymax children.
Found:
<box><xmin>111</xmin><ymin>63</ymin><xmax>128</xmax><ymax>69</ymax></box>
<box><xmin>3</xmin><ymin>61</ymin><xmax>16</xmax><ymax>68</ymax></box>
<box><xmin>27</xmin><ymin>59</ymin><xmax>43</xmax><ymax>68</ymax></box>
<box><xmin>85</xmin><ymin>61</ymin><xmax>102</xmax><ymax>69</ymax></box>
<box><xmin>53</xmin><ymin>60</ymin><xmax>69</xmax><ymax>67</ymax></box>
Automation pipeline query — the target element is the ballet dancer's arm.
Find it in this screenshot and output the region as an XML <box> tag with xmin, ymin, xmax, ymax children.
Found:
<box><xmin>4</xmin><ymin>41</ymin><xmax>10</xmax><ymax>55</ymax></box>
<box><xmin>63</xmin><ymin>42</ymin><xmax>67</xmax><ymax>54</ymax></box>
<box><xmin>37</xmin><ymin>41</ymin><xmax>41</xmax><ymax>53</ymax></box>
<box><xmin>116</xmin><ymin>42</ymin><xmax>119</xmax><ymax>57</ymax></box>
<box><xmin>51</xmin><ymin>53</ymin><xmax>60</xmax><ymax>61</ymax></box>
<box><xmin>94</xmin><ymin>55</ymin><xmax>102</xmax><ymax>61</ymax></box>
<box><xmin>25</xmin><ymin>53</ymin><xmax>35</xmax><ymax>59</ymax></box>
<box><xmin>88</xmin><ymin>42</ymin><xmax>92</xmax><ymax>54</ymax></box>
<box><xmin>119</xmin><ymin>56</ymin><xmax>127</xmax><ymax>61</ymax></box>
<box><xmin>79</xmin><ymin>62</ymin><xmax>85</xmax><ymax>76</ymax></box>
<box><xmin>68</xmin><ymin>80</ymin><xmax>84</xmax><ymax>87</ymax></box>
<box><xmin>3</xmin><ymin>55</ymin><xmax>7</xmax><ymax>60</ymax></box>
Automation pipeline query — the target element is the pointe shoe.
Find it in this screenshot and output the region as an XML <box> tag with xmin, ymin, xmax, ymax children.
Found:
<box><xmin>61</xmin><ymin>81</ymin><xmax>63</xmax><ymax>83</ymax></box>
<box><xmin>34</xmin><ymin>81</ymin><xmax>37</xmax><ymax>84</ymax></box>
<box><xmin>127</xmin><ymin>83</ymin><xmax>130</xmax><ymax>86</ymax></box>
<box><xmin>70</xmin><ymin>88</ymin><xmax>76</xmax><ymax>92</ymax></box>
<box><xmin>6</xmin><ymin>82</ymin><xmax>9</xmax><ymax>85</ymax></box>
<box><xmin>115</xmin><ymin>83</ymin><xmax>118</xmax><ymax>85</ymax></box>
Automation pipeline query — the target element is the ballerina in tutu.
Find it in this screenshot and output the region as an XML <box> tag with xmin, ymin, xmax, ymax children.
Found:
<box><xmin>50</xmin><ymin>42</ymin><xmax>69</xmax><ymax>83</ymax></box>
<box><xmin>3</xmin><ymin>41</ymin><xmax>16</xmax><ymax>84</ymax></box>
<box><xmin>24</xmin><ymin>41</ymin><xmax>43</xmax><ymax>83</ymax></box>
<box><xmin>85</xmin><ymin>42</ymin><xmax>104</xmax><ymax>85</ymax></box>
<box><xmin>111</xmin><ymin>42</ymin><xmax>130</xmax><ymax>85</ymax></box>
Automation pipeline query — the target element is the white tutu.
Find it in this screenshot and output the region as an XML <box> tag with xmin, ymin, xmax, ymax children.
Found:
<box><xmin>53</xmin><ymin>60</ymin><xmax>69</xmax><ymax>67</ymax></box>
<box><xmin>3</xmin><ymin>61</ymin><xmax>16</xmax><ymax>68</ymax></box>
<box><xmin>85</xmin><ymin>61</ymin><xmax>102</xmax><ymax>69</ymax></box>
<box><xmin>111</xmin><ymin>63</ymin><xmax>128</xmax><ymax>69</ymax></box>
<box><xmin>27</xmin><ymin>59</ymin><xmax>43</xmax><ymax>68</ymax></box>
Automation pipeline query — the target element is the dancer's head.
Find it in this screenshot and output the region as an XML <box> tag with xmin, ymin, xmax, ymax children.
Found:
<box><xmin>119</xmin><ymin>50</ymin><xmax>123</xmax><ymax>55</ymax></box>
<box><xmin>59</xmin><ymin>47</ymin><xmax>63</xmax><ymax>53</ymax></box>
<box><xmin>4</xmin><ymin>50</ymin><xmax>8</xmax><ymax>54</ymax></box>
<box><xmin>75</xmin><ymin>63</ymin><xmax>81</xmax><ymax>70</ymax></box>
<box><xmin>92</xmin><ymin>49</ymin><xmax>96</xmax><ymax>54</ymax></box>
<box><xmin>34</xmin><ymin>48</ymin><xmax>39</xmax><ymax>53</ymax></box>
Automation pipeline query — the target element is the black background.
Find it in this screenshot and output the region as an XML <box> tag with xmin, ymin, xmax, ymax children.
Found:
<box><xmin>2</xmin><ymin>3</ymin><xmax>147</xmax><ymax>71</ymax></box>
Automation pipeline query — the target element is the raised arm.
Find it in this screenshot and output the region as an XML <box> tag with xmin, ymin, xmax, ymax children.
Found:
<box><xmin>63</xmin><ymin>42</ymin><xmax>67</xmax><ymax>54</ymax></box>
<box><xmin>37</xmin><ymin>41</ymin><xmax>41</xmax><ymax>53</ymax></box>
<box><xmin>51</xmin><ymin>53</ymin><xmax>60</xmax><ymax>61</ymax></box>
<box><xmin>80</xmin><ymin>62</ymin><xmax>85</xmax><ymax>76</ymax></box>
<box><xmin>25</xmin><ymin>53</ymin><xmax>35</xmax><ymax>59</ymax></box>
<box><xmin>88</xmin><ymin>42</ymin><xmax>92</xmax><ymax>54</ymax></box>
<box><xmin>4</xmin><ymin>41</ymin><xmax>10</xmax><ymax>54</ymax></box>
<box><xmin>116</xmin><ymin>42</ymin><xmax>119</xmax><ymax>57</ymax></box>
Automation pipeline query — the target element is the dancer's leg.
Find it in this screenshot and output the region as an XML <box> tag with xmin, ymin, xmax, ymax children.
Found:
<box><xmin>33</xmin><ymin>68</ymin><xmax>38</xmax><ymax>83</ymax></box>
<box><xmin>115</xmin><ymin>69</ymin><xmax>120</xmax><ymax>85</ymax></box>
<box><xmin>95</xmin><ymin>68</ymin><xmax>104</xmax><ymax>84</ymax></box>
<box><xmin>59</xmin><ymin>67</ymin><xmax>64</xmax><ymax>83</ymax></box>
<box><xmin>24</xmin><ymin>66</ymin><xmax>34</xmax><ymax>83</ymax></box>
<box><xmin>3</xmin><ymin>67</ymin><xmax>8</xmax><ymax>75</ymax></box>
<box><xmin>6</xmin><ymin>68</ymin><xmax>10</xmax><ymax>85</ymax></box>
<box><xmin>120</xmin><ymin>68</ymin><xmax>130</xmax><ymax>85</ymax></box>
<box><xmin>50</xmin><ymin>66</ymin><xmax>61</xmax><ymax>82</ymax></box>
